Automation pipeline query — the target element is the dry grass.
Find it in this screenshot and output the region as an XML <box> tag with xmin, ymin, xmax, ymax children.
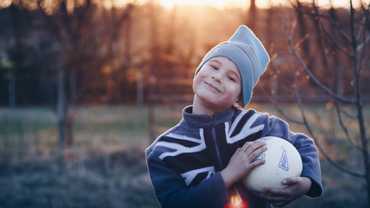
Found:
<box><xmin>0</xmin><ymin>104</ymin><xmax>369</xmax><ymax>207</ymax></box>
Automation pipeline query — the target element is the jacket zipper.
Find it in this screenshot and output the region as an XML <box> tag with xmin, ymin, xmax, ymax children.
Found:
<box><xmin>211</xmin><ymin>127</ymin><xmax>223</xmax><ymax>170</ymax></box>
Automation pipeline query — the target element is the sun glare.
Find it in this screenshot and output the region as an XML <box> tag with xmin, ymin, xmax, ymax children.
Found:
<box><xmin>158</xmin><ymin>0</ymin><xmax>369</xmax><ymax>9</ymax></box>
<box><xmin>159</xmin><ymin>0</ymin><xmax>246</xmax><ymax>9</ymax></box>
<box><xmin>0</xmin><ymin>0</ymin><xmax>11</xmax><ymax>9</ymax></box>
<box><xmin>225</xmin><ymin>193</ymin><xmax>248</xmax><ymax>208</ymax></box>
<box><xmin>0</xmin><ymin>0</ymin><xmax>368</xmax><ymax>10</ymax></box>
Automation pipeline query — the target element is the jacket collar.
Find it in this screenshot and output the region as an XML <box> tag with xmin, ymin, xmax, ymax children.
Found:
<box><xmin>182</xmin><ymin>105</ymin><xmax>235</xmax><ymax>128</ymax></box>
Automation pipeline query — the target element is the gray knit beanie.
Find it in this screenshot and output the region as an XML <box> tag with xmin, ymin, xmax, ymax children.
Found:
<box><xmin>195</xmin><ymin>25</ymin><xmax>270</xmax><ymax>106</ymax></box>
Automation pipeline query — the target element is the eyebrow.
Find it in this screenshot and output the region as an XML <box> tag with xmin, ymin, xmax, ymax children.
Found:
<box><xmin>229</xmin><ymin>71</ymin><xmax>240</xmax><ymax>80</ymax></box>
<box><xmin>209</xmin><ymin>59</ymin><xmax>222</xmax><ymax>66</ymax></box>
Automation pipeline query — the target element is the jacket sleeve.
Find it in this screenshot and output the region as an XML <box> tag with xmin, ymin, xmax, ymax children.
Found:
<box><xmin>145</xmin><ymin>148</ymin><xmax>229</xmax><ymax>208</ymax></box>
<box><xmin>258</xmin><ymin>114</ymin><xmax>323</xmax><ymax>197</ymax></box>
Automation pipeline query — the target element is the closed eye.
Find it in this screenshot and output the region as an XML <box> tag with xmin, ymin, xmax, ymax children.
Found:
<box><xmin>210</xmin><ymin>65</ymin><xmax>219</xmax><ymax>70</ymax></box>
<box><xmin>228</xmin><ymin>75</ymin><xmax>237</xmax><ymax>82</ymax></box>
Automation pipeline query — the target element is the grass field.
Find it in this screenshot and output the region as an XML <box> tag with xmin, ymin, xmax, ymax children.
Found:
<box><xmin>0</xmin><ymin>104</ymin><xmax>369</xmax><ymax>207</ymax></box>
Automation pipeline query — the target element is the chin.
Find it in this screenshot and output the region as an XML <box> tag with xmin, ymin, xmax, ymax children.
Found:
<box><xmin>195</xmin><ymin>88</ymin><xmax>233</xmax><ymax>109</ymax></box>
<box><xmin>199</xmin><ymin>95</ymin><xmax>231</xmax><ymax>110</ymax></box>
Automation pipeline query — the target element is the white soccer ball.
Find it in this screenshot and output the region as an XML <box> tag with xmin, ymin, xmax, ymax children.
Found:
<box><xmin>244</xmin><ymin>136</ymin><xmax>303</xmax><ymax>192</ymax></box>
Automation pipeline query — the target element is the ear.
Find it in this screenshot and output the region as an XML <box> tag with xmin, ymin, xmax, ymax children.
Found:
<box><xmin>233</xmin><ymin>102</ymin><xmax>243</xmax><ymax>110</ymax></box>
<box><xmin>236</xmin><ymin>94</ymin><xmax>242</xmax><ymax>105</ymax></box>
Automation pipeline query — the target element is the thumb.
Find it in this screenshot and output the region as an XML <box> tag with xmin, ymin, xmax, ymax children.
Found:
<box><xmin>281</xmin><ymin>177</ymin><xmax>300</xmax><ymax>185</ymax></box>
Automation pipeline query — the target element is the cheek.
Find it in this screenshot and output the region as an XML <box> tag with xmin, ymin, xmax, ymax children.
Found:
<box><xmin>192</xmin><ymin>76</ymin><xmax>200</xmax><ymax>93</ymax></box>
<box><xmin>221</xmin><ymin>92</ymin><xmax>237</xmax><ymax>103</ymax></box>
<box><xmin>192</xmin><ymin>73</ymin><xmax>206</xmax><ymax>94</ymax></box>
<box><xmin>225</xmin><ymin>85</ymin><xmax>241</xmax><ymax>102</ymax></box>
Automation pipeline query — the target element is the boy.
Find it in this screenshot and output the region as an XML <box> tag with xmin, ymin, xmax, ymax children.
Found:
<box><xmin>145</xmin><ymin>25</ymin><xmax>323</xmax><ymax>208</ymax></box>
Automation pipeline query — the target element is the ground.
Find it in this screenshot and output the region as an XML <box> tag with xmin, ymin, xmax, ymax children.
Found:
<box><xmin>0</xmin><ymin>104</ymin><xmax>368</xmax><ymax>207</ymax></box>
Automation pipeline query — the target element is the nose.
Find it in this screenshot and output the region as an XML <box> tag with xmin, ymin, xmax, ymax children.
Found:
<box><xmin>211</xmin><ymin>71</ymin><xmax>223</xmax><ymax>83</ymax></box>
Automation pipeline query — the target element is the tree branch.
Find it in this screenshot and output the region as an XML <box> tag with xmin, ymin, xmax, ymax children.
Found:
<box><xmin>317</xmin><ymin>17</ymin><xmax>352</xmax><ymax>57</ymax></box>
<box><xmin>292</xmin><ymin>0</ymin><xmax>353</xmax><ymax>52</ymax></box>
<box><xmin>288</xmin><ymin>35</ymin><xmax>355</xmax><ymax>104</ymax></box>
<box><xmin>267</xmin><ymin>63</ymin><xmax>305</xmax><ymax>125</ymax></box>
<box><xmin>349</xmin><ymin>0</ymin><xmax>370</xmax><ymax>199</ymax></box>
<box><xmin>358</xmin><ymin>3</ymin><xmax>370</xmax><ymax>73</ymax></box>
<box><xmin>334</xmin><ymin>102</ymin><xmax>364</xmax><ymax>151</ymax></box>
<box><xmin>293</xmin><ymin>83</ymin><xmax>364</xmax><ymax>178</ymax></box>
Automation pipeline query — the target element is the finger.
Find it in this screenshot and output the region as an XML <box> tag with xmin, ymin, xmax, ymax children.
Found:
<box><xmin>232</xmin><ymin>148</ymin><xmax>242</xmax><ymax>158</ymax></box>
<box><xmin>236</xmin><ymin>147</ymin><xmax>242</xmax><ymax>153</ymax></box>
<box><xmin>241</xmin><ymin>142</ymin><xmax>252</xmax><ymax>152</ymax></box>
<box><xmin>242</xmin><ymin>141</ymin><xmax>265</xmax><ymax>152</ymax></box>
<box><xmin>254</xmin><ymin>189</ymin><xmax>288</xmax><ymax>202</ymax></box>
<box><xmin>249</xmin><ymin>158</ymin><xmax>265</xmax><ymax>169</ymax></box>
<box><xmin>262</xmin><ymin>188</ymin><xmax>290</xmax><ymax>198</ymax></box>
<box><xmin>263</xmin><ymin>190</ymin><xmax>291</xmax><ymax>202</ymax></box>
<box><xmin>244</xmin><ymin>144</ymin><xmax>264</xmax><ymax>158</ymax></box>
<box><xmin>247</xmin><ymin>145</ymin><xmax>267</xmax><ymax>162</ymax></box>
<box><xmin>282</xmin><ymin>177</ymin><xmax>300</xmax><ymax>186</ymax></box>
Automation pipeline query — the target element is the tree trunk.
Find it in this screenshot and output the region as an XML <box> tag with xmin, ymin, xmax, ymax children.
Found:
<box><xmin>8</xmin><ymin>73</ymin><xmax>16</xmax><ymax>108</ymax></box>
<box><xmin>328</xmin><ymin>5</ymin><xmax>344</xmax><ymax>96</ymax></box>
<box><xmin>148</xmin><ymin>0</ymin><xmax>160</xmax><ymax>142</ymax></box>
<box><xmin>121</xmin><ymin>4</ymin><xmax>133</xmax><ymax>103</ymax></box>
<box><xmin>148</xmin><ymin>105</ymin><xmax>156</xmax><ymax>142</ymax></box>
<box><xmin>265</xmin><ymin>1</ymin><xmax>278</xmax><ymax>96</ymax></box>
<box><xmin>247</xmin><ymin>0</ymin><xmax>257</xmax><ymax>31</ymax></box>
<box><xmin>57</xmin><ymin>68</ymin><xmax>67</xmax><ymax>168</ymax></box>
<box><xmin>295</xmin><ymin>1</ymin><xmax>314</xmax><ymax>71</ymax></box>
<box><xmin>70</xmin><ymin>70</ymin><xmax>77</xmax><ymax>104</ymax></box>
<box><xmin>137</xmin><ymin>70</ymin><xmax>144</xmax><ymax>106</ymax></box>
<box><xmin>349</xmin><ymin>1</ymin><xmax>370</xmax><ymax>205</ymax></box>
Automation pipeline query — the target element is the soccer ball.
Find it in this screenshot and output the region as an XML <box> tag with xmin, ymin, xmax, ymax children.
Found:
<box><xmin>244</xmin><ymin>136</ymin><xmax>303</xmax><ymax>192</ymax></box>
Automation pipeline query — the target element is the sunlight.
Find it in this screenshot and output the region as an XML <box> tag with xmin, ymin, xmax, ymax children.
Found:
<box><xmin>0</xmin><ymin>0</ymin><xmax>368</xmax><ymax>10</ymax></box>
<box><xmin>225</xmin><ymin>193</ymin><xmax>248</xmax><ymax>208</ymax></box>
<box><xmin>159</xmin><ymin>0</ymin><xmax>245</xmax><ymax>9</ymax></box>
<box><xmin>101</xmin><ymin>0</ymin><xmax>128</xmax><ymax>9</ymax></box>
<box><xmin>314</xmin><ymin>0</ymin><xmax>369</xmax><ymax>8</ymax></box>
<box><xmin>0</xmin><ymin>0</ymin><xmax>11</xmax><ymax>9</ymax></box>
<box><xmin>158</xmin><ymin>0</ymin><xmax>369</xmax><ymax>9</ymax></box>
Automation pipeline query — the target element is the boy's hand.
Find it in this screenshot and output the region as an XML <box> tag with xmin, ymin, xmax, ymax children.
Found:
<box><xmin>255</xmin><ymin>176</ymin><xmax>312</xmax><ymax>207</ymax></box>
<box><xmin>221</xmin><ymin>141</ymin><xmax>267</xmax><ymax>188</ymax></box>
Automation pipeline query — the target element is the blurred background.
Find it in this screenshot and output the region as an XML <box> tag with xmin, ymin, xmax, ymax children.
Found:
<box><xmin>0</xmin><ymin>0</ymin><xmax>369</xmax><ymax>207</ymax></box>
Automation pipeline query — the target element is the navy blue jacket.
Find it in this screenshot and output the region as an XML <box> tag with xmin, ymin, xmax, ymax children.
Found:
<box><xmin>146</xmin><ymin>106</ymin><xmax>323</xmax><ymax>208</ymax></box>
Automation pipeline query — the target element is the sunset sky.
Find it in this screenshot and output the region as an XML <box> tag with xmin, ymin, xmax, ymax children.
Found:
<box><xmin>159</xmin><ymin>0</ymin><xmax>369</xmax><ymax>9</ymax></box>
<box><xmin>155</xmin><ymin>0</ymin><xmax>368</xmax><ymax>9</ymax></box>
<box><xmin>1</xmin><ymin>0</ymin><xmax>369</xmax><ymax>10</ymax></box>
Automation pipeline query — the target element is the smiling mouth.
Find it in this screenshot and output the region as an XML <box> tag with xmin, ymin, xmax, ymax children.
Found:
<box><xmin>204</xmin><ymin>81</ymin><xmax>222</xmax><ymax>93</ymax></box>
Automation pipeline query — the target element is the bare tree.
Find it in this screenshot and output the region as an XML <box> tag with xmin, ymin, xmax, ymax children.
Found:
<box><xmin>30</xmin><ymin>0</ymin><xmax>134</xmax><ymax>165</ymax></box>
<box><xmin>147</xmin><ymin>0</ymin><xmax>160</xmax><ymax>141</ymax></box>
<box><xmin>7</xmin><ymin>4</ymin><xmax>19</xmax><ymax>108</ymax></box>
<box><xmin>286</xmin><ymin>0</ymin><xmax>370</xmax><ymax>205</ymax></box>
<box><xmin>36</xmin><ymin>0</ymin><xmax>83</xmax><ymax>167</ymax></box>
<box><xmin>103</xmin><ymin>1</ymin><xmax>134</xmax><ymax>103</ymax></box>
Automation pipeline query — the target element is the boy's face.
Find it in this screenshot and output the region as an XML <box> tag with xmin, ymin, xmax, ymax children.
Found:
<box><xmin>193</xmin><ymin>57</ymin><xmax>241</xmax><ymax>110</ymax></box>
